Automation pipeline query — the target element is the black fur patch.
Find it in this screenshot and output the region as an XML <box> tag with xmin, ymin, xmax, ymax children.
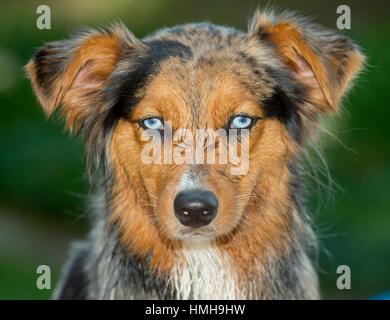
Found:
<box><xmin>32</xmin><ymin>41</ymin><xmax>69</xmax><ymax>93</ymax></box>
<box><xmin>103</xmin><ymin>39</ymin><xmax>193</xmax><ymax>132</ymax></box>
<box><xmin>256</xmin><ymin>26</ymin><xmax>270</xmax><ymax>41</ymax></box>
<box><xmin>55</xmin><ymin>245</ymin><xmax>89</xmax><ymax>300</ymax></box>
<box><xmin>262</xmin><ymin>86</ymin><xmax>302</xmax><ymax>143</ymax></box>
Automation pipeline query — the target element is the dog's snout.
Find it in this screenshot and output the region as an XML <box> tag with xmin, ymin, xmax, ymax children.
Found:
<box><xmin>174</xmin><ymin>190</ymin><xmax>218</xmax><ymax>228</ymax></box>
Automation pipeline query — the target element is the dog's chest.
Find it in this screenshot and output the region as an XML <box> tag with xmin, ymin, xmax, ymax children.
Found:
<box><xmin>171</xmin><ymin>243</ymin><xmax>242</xmax><ymax>299</ymax></box>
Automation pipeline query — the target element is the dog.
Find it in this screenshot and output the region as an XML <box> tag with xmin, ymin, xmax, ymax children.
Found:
<box><xmin>26</xmin><ymin>9</ymin><xmax>365</xmax><ymax>299</ymax></box>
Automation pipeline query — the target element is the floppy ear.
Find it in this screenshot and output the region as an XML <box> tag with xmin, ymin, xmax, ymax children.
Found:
<box><xmin>26</xmin><ymin>24</ymin><xmax>140</xmax><ymax>133</ymax></box>
<box><xmin>248</xmin><ymin>10</ymin><xmax>365</xmax><ymax>114</ymax></box>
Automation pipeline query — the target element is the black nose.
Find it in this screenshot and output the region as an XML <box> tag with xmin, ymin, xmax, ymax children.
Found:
<box><xmin>174</xmin><ymin>190</ymin><xmax>218</xmax><ymax>228</ymax></box>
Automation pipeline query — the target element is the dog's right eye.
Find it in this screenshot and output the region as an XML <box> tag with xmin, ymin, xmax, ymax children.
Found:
<box><xmin>139</xmin><ymin>117</ymin><xmax>164</xmax><ymax>130</ymax></box>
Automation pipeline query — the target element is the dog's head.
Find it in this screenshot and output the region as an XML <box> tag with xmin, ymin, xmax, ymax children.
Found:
<box><xmin>26</xmin><ymin>11</ymin><xmax>364</xmax><ymax>265</ymax></box>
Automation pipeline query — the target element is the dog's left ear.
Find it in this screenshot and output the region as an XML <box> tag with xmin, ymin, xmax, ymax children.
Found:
<box><xmin>26</xmin><ymin>23</ymin><xmax>141</xmax><ymax>133</ymax></box>
<box><xmin>249</xmin><ymin>10</ymin><xmax>365</xmax><ymax>114</ymax></box>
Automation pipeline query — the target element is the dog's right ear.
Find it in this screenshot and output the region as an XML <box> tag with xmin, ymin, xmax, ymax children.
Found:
<box><xmin>26</xmin><ymin>24</ymin><xmax>142</xmax><ymax>133</ymax></box>
<box><xmin>248</xmin><ymin>10</ymin><xmax>365</xmax><ymax>115</ymax></box>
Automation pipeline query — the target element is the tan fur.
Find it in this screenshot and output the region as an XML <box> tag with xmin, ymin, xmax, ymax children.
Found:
<box><xmin>108</xmin><ymin>56</ymin><xmax>298</xmax><ymax>285</ymax></box>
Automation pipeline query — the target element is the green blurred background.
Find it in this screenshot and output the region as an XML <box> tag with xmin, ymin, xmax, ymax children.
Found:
<box><xmin>0</xmin><ymin>0</ymin><xmax>389</xmax><ymax>299</ymax></box>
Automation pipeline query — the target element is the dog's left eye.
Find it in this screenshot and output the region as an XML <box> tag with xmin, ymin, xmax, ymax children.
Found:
<box><xmin>230</xmin><ymin>116</ymin><xmax>253</xmax><ymax>129</ymax></box>
<box><xmin>140</xmin><ymin>117</ymin><xmax>164</xmax><ymax>130</ymax></box>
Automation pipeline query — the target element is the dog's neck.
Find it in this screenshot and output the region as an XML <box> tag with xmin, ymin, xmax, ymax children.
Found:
<box><xmin>170</xmin><ymin>222</ymin><xmax>319</xmax><ymax>300</ymax></box>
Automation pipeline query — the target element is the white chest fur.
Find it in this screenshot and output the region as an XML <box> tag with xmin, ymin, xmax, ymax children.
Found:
<box><xmin>172</xmin><ymin>241</ymin><xmax>241</xmax><ymax>299</ymax></box>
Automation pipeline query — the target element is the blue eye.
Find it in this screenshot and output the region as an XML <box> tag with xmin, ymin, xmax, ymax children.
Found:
<box><xmin>141</xmin><ymin>117</ymin><xmax>164</xmax><ymax>130</ymax></box>
<box><xmin>230</xmin><ymin>116</ymin><xmax>253</xmax><ymax>129</ymax></box>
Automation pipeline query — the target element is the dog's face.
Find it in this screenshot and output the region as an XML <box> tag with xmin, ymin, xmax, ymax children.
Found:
<box><xmin>111</xmin><ymin>63</ymin><xmax>278</xmax><ymax>241</ymax></box>
<box><xmin>27</xmin><ymin>12</ymin><xmax>364</xmax><ymax>258</ymax></box>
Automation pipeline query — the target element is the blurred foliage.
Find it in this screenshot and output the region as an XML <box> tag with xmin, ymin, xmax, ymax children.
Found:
<box><xmin>0</xmin><ymin>0</ymin><xmax>389</xmax><ymax>299</ymax></box>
